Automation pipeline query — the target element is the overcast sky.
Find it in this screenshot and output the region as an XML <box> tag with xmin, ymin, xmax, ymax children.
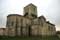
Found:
<box><xmin>0</xmin><ymin>0</ymin><xmax>60</xmax><ymax>31</ymax></box>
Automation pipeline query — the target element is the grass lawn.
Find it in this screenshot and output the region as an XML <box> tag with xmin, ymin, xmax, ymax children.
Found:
<box><xmin>0</xmin><ymin>36</ymin><xmax>60</xmax><ymax>40</ymax></box>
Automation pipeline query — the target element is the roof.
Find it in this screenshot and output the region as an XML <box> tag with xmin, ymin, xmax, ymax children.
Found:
<box><xmin>7</xmin><ymin>14</ymin><xmax>22</xmax><ymax>17</ymax></box>
<box><xmin>38</xmin><ymin>15</ymin><xmax>46</xmax><ymax>21</ymax></box>
<box><xmin>24</xmin><ymin>3</ymin><xmax>37</xmax><ymax>8</ymax></box>
<box><xmin>46</xmin><ymin>21</ymin><xmax>55</xmax><ymax>26</ymax></box>
<box><xmin>7</xmin><ymin>14</ymin><xmax>32</xmax><ymax>20</ymax></box>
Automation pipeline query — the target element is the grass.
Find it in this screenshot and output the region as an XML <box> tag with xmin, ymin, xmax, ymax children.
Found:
<box><xmin>0</xmin><ymin>36</ymin><xmax>60</xmax><ymax>40</ymax></box>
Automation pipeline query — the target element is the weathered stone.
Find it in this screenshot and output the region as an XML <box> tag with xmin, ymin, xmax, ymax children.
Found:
<box><xmin>0</xmin><ymin>3</ymin><xmax>56</xmax><ymax>37</ymax></box>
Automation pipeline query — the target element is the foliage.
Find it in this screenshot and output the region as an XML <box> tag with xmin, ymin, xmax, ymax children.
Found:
<box><xmin>56</xmin><ymin>31</ymin><xmax>60</xmax><ymax>34</ymax></box>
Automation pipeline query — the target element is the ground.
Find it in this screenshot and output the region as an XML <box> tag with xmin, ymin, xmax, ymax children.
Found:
<box><xmin>0</xmin><ymin>36</ymin><xmax>60</xmax><ymax>40</ymax></box>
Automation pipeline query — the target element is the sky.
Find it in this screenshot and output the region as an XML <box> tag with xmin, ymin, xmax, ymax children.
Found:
<box><xmin>0</xmin><ymin>0</ymin><xmax>60</xmax><ymax>31</ymax></box>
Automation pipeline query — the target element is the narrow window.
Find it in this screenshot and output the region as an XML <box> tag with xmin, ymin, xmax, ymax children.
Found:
<box><xmin>11</xmin><ymin>21</ymin><xmax>14</xmax><ymax>26</ymax></box>
<box><xmin>48</xmin><ymin>26</ymin><xmax>50</xmax><ymax>31</ymax></box>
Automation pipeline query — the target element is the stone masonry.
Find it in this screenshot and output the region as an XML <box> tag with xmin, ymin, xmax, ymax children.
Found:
<box><xmin>0</xmin><ymin>3</ymin><xmax>56</xmax><ymax>36</ymax></box>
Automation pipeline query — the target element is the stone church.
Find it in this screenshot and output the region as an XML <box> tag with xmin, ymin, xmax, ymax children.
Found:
<box><xmin>0</xmin><ymin>3</ymin><xmax>56</xmax><ymax>36</ymax></box>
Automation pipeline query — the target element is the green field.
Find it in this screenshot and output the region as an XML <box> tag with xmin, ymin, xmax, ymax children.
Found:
<box><xmin>0</xmin><ymin>36</ymin><xmax>60</xmax><ymax>40</ymax></box>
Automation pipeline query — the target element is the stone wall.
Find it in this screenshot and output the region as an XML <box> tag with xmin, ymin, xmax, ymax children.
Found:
<box><xmin>0</xmin><ymin>28</ymin><xmax>3</xmax><ymax>36</ymax></box>
<box><xmin>3</xmin><ymin>28</ymin><xmax>8</xmax><ymax>36</ymax></box>
<box><xmin>7</xmin><ymin>15</ymin><xmax>17</xmax><ymax>36</ymax></box>
<box><xmin>31</xmin><ymin>25</ymin><xmax>41</xmax><ymax>36</ymax></box>
<box><xmin>22</xmin><ymin>17</ymin><xmax>31</xmax><ymax>36</ymax></box>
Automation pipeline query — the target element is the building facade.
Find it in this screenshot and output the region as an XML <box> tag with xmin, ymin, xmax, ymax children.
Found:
<box><xmin>0</xmin><ymin>3</ymin><xmax>56</xmax><ymax>36</ymax></box>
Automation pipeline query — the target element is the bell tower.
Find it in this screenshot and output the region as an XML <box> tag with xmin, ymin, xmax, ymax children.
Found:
<box><xmin>24</xmin><ymin>3</ymin><xmax>37</xmax><ymax>19</ymax></box>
